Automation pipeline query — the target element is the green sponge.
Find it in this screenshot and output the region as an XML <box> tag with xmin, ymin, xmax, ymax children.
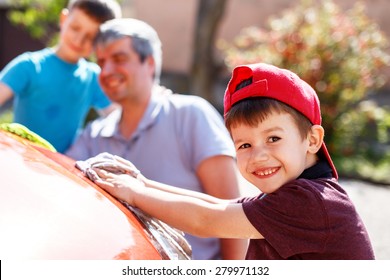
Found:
<box><xmin>0</xmin><ymin>123</ymin><xmax>56</xmax><ymax>152</ymax></box>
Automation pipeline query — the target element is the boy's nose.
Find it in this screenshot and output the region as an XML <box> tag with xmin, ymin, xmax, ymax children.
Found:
<box><xmin>250</xmin><ymin>146</ymin><xmax>269</xmax><ymax>162</ymax></box>
<box><xmin>74</xmin><ymin>33</ymin><xmax>89</xmax><ymax>47</ymax></box>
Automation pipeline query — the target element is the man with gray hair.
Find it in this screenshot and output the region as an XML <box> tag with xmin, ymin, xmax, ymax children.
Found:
<box><xmin>65</xmin><ymin>18</ymin><xmax>247</xmax><ymax>260</ymax></box>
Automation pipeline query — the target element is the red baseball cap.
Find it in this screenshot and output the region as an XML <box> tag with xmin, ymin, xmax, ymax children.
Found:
<box><xmin>224</xmin><ymin>63</ymin><xmax>338</xmax><ymax>179</ymax></box>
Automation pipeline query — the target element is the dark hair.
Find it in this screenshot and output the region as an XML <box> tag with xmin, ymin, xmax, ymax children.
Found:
<box><xmin>225</xmin><ymin>97</ymin><xmax>313</xmax><ymax>140</ymax></box>
<box><xmin>67</xmin><ymin>0</ymin><xmax>121</xmax><ymax>23</ymax></box>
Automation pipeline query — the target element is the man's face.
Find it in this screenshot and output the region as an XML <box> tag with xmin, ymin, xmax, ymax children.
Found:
<box><xmin>96</xmin><ymin>37</ymin><xmax>154</xmax><ymax>103</ymax></box>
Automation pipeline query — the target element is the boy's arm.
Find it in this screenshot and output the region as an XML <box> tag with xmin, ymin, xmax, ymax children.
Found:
<box><xmin>94</xmin><ymin>169</ymin><xmax>264</xmax><ymax>240</ymax></box>
<box><xmin>0</xmin><ymin>83</ymin><xmax>14</xmax><ymax>106</ymax></box>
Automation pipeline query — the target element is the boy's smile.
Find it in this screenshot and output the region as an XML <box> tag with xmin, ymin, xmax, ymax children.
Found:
<box><xmin>231</xmin><ymin>111</ymin><xmax>315</xmax><ymax>194</ymax></box>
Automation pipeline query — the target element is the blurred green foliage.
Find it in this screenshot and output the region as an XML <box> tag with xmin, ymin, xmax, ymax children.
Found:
<box><xmin>7</xmin><ymin>0</ymin><xmax>122</xmax><ymax>46</ymax></box>
<box><xmin>7</xmin><ymin>0</ymin><xmax>67</xmax><ymax>45</ymax></box>
<box><xmin>220</xmin><ymin>0</ymin><xmax>390</xmax><ymax>183</ymax></box>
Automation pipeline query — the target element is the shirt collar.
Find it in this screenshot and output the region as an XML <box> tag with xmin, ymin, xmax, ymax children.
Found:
<box><xmin>100</xmin><ymin>85</ymin><xmax>165</xmax><ymax>139</ymax></box>
<box><xmin>100</xmin><ymin>109</ymin><xmax>122</xmax><ymax>138</ymax></box>
<box><xmin>137</xmin><ymin>86</ymin><xmax>164</xmax><ymax>133</ymax></box>
<box><xmin>298</xmin><ymin>160</ymin><xmax>333</xmax><ymax>180</ymax></box>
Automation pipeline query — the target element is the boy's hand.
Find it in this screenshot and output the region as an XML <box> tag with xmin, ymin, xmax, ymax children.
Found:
<box><xmin>93</xmin><ymin>168</ymin><xmax>144</xmax><ymax>205</ymax></box>
<box><xmin>89</xmin><ymin>154</ymin><xmax>141</xmax><ymax>178</ymax></box>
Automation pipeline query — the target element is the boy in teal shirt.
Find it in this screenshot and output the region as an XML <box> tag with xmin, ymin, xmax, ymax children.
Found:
<box><xmin>0</xmin><ymin>0</ymin><xmax>121</xmax><ymax>152</ymax></box>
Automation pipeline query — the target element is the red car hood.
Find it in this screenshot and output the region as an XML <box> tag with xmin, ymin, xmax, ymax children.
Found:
<box><xmin>0</xmin><ymin>130</ymin><xmax>163</xmax><ymax>260</ymax></box>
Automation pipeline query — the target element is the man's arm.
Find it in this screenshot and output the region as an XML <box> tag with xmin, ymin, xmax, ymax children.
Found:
<box><xmin>196</xmin><ymin>155</ymin><xmax>249</xmax><ymax>259</ymax></box>
<box><xmin>0</xmin><ymin>82</ymin><xmax>14</xmax><ymax>107</ymax></box>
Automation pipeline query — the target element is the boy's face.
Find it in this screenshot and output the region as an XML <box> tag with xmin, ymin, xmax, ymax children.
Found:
<box><xmin>57</xmin><ymin>8</ymin><xmax>101</xmax><ymax>62</ymax></box>
<box><xmin>231</xmin><ymin>111</ymin><xmax>315</xmax><ymax>194</ymax></box>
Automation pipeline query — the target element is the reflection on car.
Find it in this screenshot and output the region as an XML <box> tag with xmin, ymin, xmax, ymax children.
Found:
<box><xmin>0</xmin><ymin>127</ymin><xmax>191</xmax><ymax>260</ymax></box>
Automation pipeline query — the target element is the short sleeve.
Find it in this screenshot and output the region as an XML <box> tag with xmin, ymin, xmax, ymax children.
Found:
<box><xmin>174</xmin><ymin>95</ymin><xmax>235</xmax><ymax>169</ymax></box>
<box><xmin>0</xmin><ymin>53</ymin><xmax>34</xmax><ymax>97</ymax></box>
<box><xmin>241</xmin><ymin>180</ymin><xmax>329</xmax><ymax>258</ymax></box>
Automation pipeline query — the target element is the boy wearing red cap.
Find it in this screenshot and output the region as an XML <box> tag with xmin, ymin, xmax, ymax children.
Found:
<box><xmin>91</xmin><ymin>63</ymin><xmax>374</xmax><ymax>259</ymax></box>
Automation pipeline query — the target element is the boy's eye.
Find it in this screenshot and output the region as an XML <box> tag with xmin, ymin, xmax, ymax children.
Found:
<box><xmin>238</xmin><ymin>143</ymin><xmax>251</xmax><ymax>149</ymax></box>
<box><xmin>85</xmin><ymin>34</ymin><xmax>94</xmax><ymax>43</ymax></box>
<box><xmin>268</xmin><ymin>136</ymin><xmax>280</xmax><ymax>143</ymax></box>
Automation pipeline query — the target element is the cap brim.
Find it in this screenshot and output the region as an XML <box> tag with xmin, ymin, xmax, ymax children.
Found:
<box><xmin>321</xmin><ymin>143</ymin><xmax>338</xmax><ymax>179</ymax></box>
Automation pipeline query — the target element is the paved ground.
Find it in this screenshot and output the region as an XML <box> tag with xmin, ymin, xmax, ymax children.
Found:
<box><xmin>340</xmin><ymin>179</ymin><xmax>390</xmax><ymax>260</ymax></box>
<box><xmin>239</xmin><ymin>177</ymin><xmax>390</xmax><ymax>260</ymax></box>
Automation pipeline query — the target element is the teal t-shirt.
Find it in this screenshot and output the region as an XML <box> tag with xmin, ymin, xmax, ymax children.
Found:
<box><xmin>0</xmin><ymin>48</ymin><xmax>111</xmax><ymax>152</ymax></box>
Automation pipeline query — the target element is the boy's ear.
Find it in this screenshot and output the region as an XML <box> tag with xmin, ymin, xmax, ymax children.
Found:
<box><xmin>59</xmin><ymin>8</ymin><xmax>69</xmax><ymax>27</ymax></box>
<box><xmin>307</xmin><ymin>125</ymin><xmax>324</xmax><ymax>154</ymax></box>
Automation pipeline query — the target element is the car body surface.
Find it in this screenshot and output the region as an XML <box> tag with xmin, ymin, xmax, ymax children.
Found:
<box><xmin>0</xmin><ymin>130</ymin><xmax>190</xmax><ymax>260</ymax></box>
